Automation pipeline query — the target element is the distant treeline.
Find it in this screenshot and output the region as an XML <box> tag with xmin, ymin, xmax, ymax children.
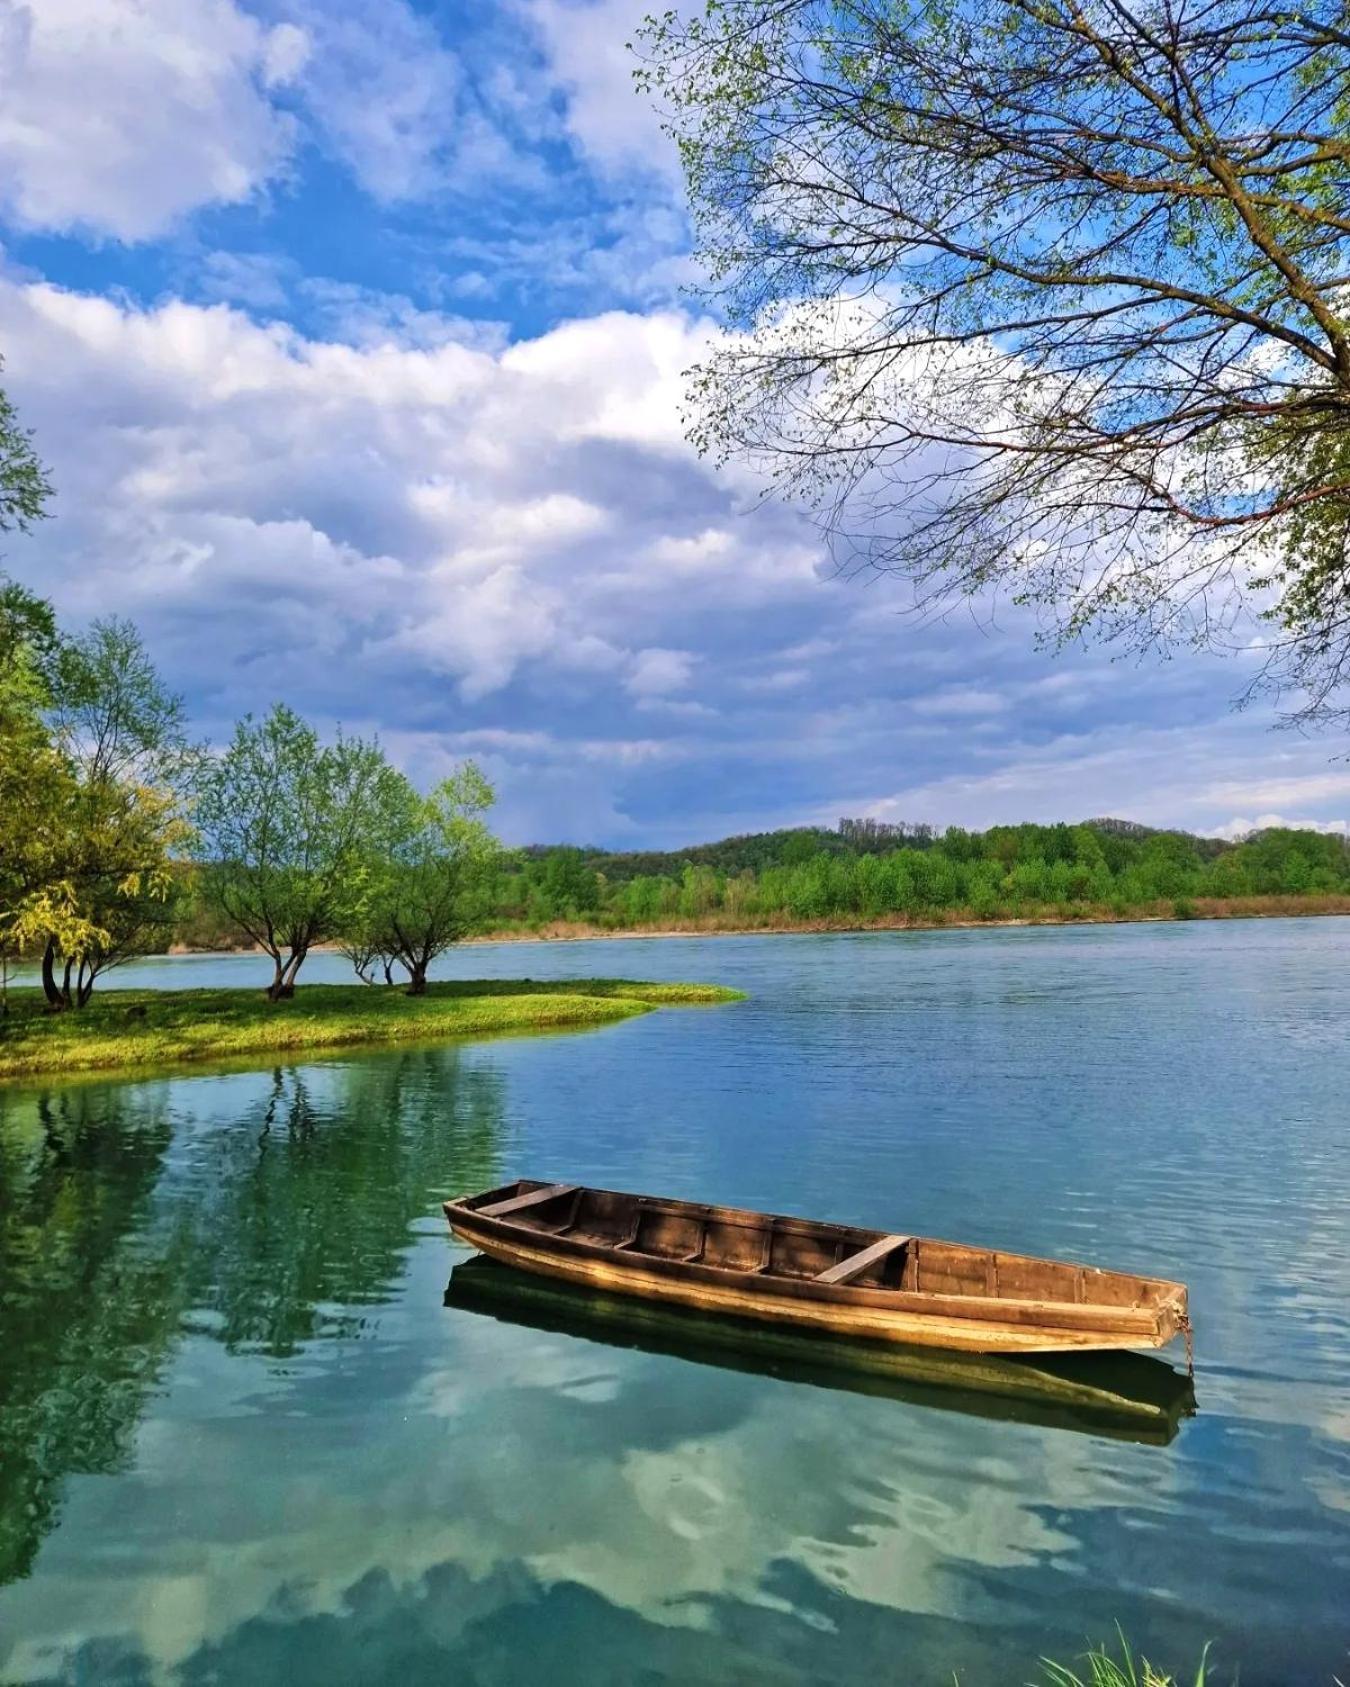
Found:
<box><xmin>180</xmin><ymin>816</ymin><xmax>1350</xmax><ymax>944</ymax></box>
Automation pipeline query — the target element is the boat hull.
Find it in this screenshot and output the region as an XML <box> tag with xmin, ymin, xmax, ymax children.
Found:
<box><xmin>445</xmin><ymin>1256</ymin><xmax>1196</xmax><ymax>1444</ymax></box>
<box><xmin>447</xmin><ymin>1213</ymin><xmax>1184</xmax><ymax>1355</ymax></box>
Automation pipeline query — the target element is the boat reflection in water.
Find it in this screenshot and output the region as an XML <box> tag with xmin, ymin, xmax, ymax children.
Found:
<box><xmin>444</xmin><ymin>1256</ymin><xmax>1196</xmax><ymax>1447</ymax></box>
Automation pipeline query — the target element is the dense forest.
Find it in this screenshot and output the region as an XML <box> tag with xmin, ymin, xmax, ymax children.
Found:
<box><xmin>177</xmin><ymin>816</ymin><xmax>1350</xmax><ymax>947</ymax></box>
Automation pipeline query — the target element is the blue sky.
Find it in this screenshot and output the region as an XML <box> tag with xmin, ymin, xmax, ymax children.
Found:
<box><xmin>1</xmin><ymin>0</ymin><xmax>1347</xmax><ymax>846</ymax></box>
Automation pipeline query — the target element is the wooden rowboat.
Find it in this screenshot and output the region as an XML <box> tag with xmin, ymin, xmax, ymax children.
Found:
<box><xmin>443</xmin><ymin>1181</ymin><xmax>1190</xmax><ymax>1357</ymax></box>
<box><xmin>445</xmin><ymin>1257</ymin><xmax>1197</xmax><ymax>1445</ymax></box>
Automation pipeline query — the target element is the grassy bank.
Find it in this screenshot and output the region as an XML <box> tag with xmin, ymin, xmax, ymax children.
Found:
<box><xmin>471</xmin><ymin>892</ymin><xmax>1350</xmax><ymax>944</ymax></box>
<box><xmin>0</xmin><ymin>978</ymin><xmax>744</xmax><ymax>1083</ymax></box>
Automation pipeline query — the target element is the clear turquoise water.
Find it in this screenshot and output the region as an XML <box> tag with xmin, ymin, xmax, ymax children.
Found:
<box><xmin>1</xmin><ymin>921</ymin><xmax>1347</xmax><ymax>1684</ymax></box>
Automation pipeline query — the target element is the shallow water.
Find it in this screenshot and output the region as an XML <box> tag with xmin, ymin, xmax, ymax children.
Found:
<box><xmin>1</xmin><ymin>921</ymin><xmax>1347</xmax><ymax>1684</ymax></box>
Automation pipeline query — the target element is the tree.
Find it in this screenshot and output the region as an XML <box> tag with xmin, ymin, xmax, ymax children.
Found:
<box><xmin>0</xmin><ymin>375</ymin><xmax>52</xmax><ymax>538</ymax></box>
<box><xmin>0</xmin><ymin>650</ymin><xmax>85</xmax><ymax>1012</ymax></box>
<box><xmin>1</xmin><ymin>611</ymin><xmax>192</xmax><ymax>1010</ymax></box>
<box><xmin>362</xmin><ymin>764</ymin><xmax>502</xmax><ymax>995</ymax></box>
<box><xmin>0</xmin><ymin>576</ymin><xmax>59</xmax><ymax>688</ymax></box>
<box><xmin>0</xmin><ymin>601</ymin><xmax>96</xmax><ymax>1011</ymax></box>
<box><xmin>41</xmin><ymin>619</ymin><xmax>194</xmax><ymax>1007</ymax></box>
<box><xmin>195</xmin><ymin>706</ymin><xmax>407</xmax><ymax>999</ymax></box>
<box><xmin>533</xmin><ymin>847</ymin><xmax>602</xmax><ymax>920</ymax></box>
<box><xmin>640</xmin><ymin>0</ymin><xmax>1350</xmax><ymax>721</ymax></box>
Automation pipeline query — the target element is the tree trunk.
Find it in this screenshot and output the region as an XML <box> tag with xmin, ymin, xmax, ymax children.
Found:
<box><xmin>383</xmin><ymin>959</ymin><xmax>395</xmax><ymax>986</ymax></box>
<box><xmin>268</xmin><ymin>947</ymin><xmax>307</xmax><ymax>1000</ymax></box>
<box><xmin>76</xmin><ymin>957</ymin><xmax>95</xmax><ymax>1009</ymax></box>
<box><xmin>265</xmin><ymin>951</ymin><xmax>287</xmax><ymax>1002</ymax></box>
<box><xmin>60</xmin><ymin>956</ymin><xmax>74</xmax><ymax>1011</ymax></box>
<box><xmin>41</xmin><ymin>938</ymin><xmax>67</xmax><ymax>1011</ymax></box>
<box><xmin>406</xmin><ymin>962</ymin><xmax>428</xmax><ymax>996</ymax></box>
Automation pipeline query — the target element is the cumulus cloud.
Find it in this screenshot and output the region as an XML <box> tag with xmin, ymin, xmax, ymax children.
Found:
<box><xmin>0</xmin><ymin>0</ymin><xmax>558</xmax><ymax>243</ymax></box>
<box><xmin>0</xmin><ymin>276</ymin><xmax>825</xmax><ymax>831</ymax></box>
<box><xmin>0</xmin><ymin>0</ymin><xmax>302</xmax><ymax>240</ymax></box>
<box><xmin>2</xmin><ymin>272</ymin><xmax>1345</xmax><ymax>845</ymax></box>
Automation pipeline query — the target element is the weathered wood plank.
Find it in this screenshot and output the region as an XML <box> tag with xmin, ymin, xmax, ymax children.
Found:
<box><xmin>479</xmin><ymin>1183</ymin><xmax>577</xmax><ymax>1218</ymax></box>
<box><xmin>816</xmin><ymin>1234</ymin><xmax>910</xmax><ymax>1285</ymax></box>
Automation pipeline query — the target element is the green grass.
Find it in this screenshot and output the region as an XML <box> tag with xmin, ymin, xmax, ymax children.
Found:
<box><xmin>0</xmin><ymin>977</ymin><xmax>745</xmax><ymax>1082</ymax></box>
<box><xmin>1031</xmin><ymin>1631</ymin><xmax>1213</xmax><ymax>1687</ymax></box>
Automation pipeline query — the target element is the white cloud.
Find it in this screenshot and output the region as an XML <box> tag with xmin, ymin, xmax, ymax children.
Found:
<box><xmin>298</xmin><ymin>281</ymin><xmax>510</xmax><ymax>353</ymax></box>
<box><xmin>0</xmin><ymin>277</ymin><xmax>810</xmax><ymax>741</ymax></box>
<box><xmin>1194</xmin><ymin>771</ymin><xmax>1350</xmax><ymax>811</ymax></box>
<box><xmin>524</xmin><ymin>0</ymin><xmax>677</xmax><ymax>181</ymax></box>
<box><xmin>910</xmin><ymin>685</ymin><xmax>1007</xmax><ymax>717</ymax></box>
<box><xmin>1211</xmin><ymin>814</ymin><xmax>1350</xmax><ymax>841</ymax></box>
<box><xmin>0</xmin><ymin>0</ymin><xmax>550</xmax><ymax>243</ymax></box>
<box><xmin>842</xmin><ymin>718</ymin><xmax>1350</xmax><ymax>840</ymax></box>
<box><xmin>0</xmin><ymin>0</ymin><xmax>302</xmax><ymax>240</ymax></box>
<box><xmin>739</xmin><ymin>667</ymin><xmax>808</xmax><ymax>694</ymax></box>
<box><xmin>197</xmin><ymin>250</ymin><xmax>297</xmax><ymax>311</ymax></box>
<box><xmin>275</xmin><ymin>0</ymin><xmax>477</xmax><ymax>203</ymax></box>
<box><xmin>3</xmin><ymin>271</ymin><xmax>1347</xmax><ymax>846</ymax></box>
<box><xmin>627</xmin><ymin>647</ymin><xmax>694</xmax><ymax>697</ymax></box>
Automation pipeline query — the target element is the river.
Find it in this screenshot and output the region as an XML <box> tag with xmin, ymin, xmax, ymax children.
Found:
<box><xmin>1</xmin><ymin>920</ymin><xmax>1347</xmax><ymax>1684</ymax></box>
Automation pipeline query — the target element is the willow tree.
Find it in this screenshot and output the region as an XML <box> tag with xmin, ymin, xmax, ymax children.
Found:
<box><xmin>640</xmin><ymin>0</ymin><xmax>1350</xmax><ymax>719</ymax></box>
<box><xmin>195</xmin><ymin>706</ymin><xmax>408</xmax><ymax>999</ymax></box>
<box><xmin>363</xmin><ymin>763</ymin><xmax>502</xmax><ymax>995</ymax></box>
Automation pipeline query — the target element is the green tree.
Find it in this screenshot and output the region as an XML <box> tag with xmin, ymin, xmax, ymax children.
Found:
<box><xmin>0</xmin><ymin>577</ymin><xmax>59</xmax><ymax>690</ymax></box>
<box><xmin>535</xmin><ymin>847</ymin><xmax>602</xmax><ymax>920</ymax></box>
<box><xmin>0</xmin><ymin>646</ymin><xmax>89</xmax><ymax>1011</ymax></box>
<box><xmin>362</xmin><ymin>763</ymin><xmax>503</xmax><ymax>996</ymax></box>
<box><xmin>195</xmin><ymin>706</ymin><xmax>406</xmax><ymax>999</ymax></box>
<box><xmin>41</xmin><ymin>619</ymin><xmax>194</xmax><ymax>1007</ymax></box>
<box><xmin>0</xmin><ymin>377</ymin><xmax>52</xmax><ymax>538</ymax></box>
<box><xmin>641</xmin><ymin>0</ymin><xmax>1350</xmax><ymax>724</ymax></box>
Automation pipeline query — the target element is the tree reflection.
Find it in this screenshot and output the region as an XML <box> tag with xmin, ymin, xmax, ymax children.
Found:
<box><xmin>0</xmin><ymin>1083</ymin><xmax>182</xmax><ymax>1584</ymax></box>
<box><xmin>0</xmin><ymin>1047</ymin><xmax>504</xmax><ymax>1585</ymax></box>
<box><xmin>181</xmin><ymin>1051</ymin><xmax>504</xmax><ymax>1355</ymax></box>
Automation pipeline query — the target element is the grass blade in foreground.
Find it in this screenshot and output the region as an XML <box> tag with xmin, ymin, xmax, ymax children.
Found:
<box><xmin>1032</xmin><ymin>1629</ymin><xmax>1213</xmax><ymax>1686</ymax></box>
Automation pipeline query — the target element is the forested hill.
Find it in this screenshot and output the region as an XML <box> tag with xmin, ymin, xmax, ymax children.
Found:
<box><xmin>173</xmin><ymin>814</ymin><xmax>1350</xmax><ymax>950</ymax></box>
<box><xmin>490</xmin><ymin>816</ymin><xmax>1349</xmax><ymax>932</ymax></box>
<box><xmin>523</xmin><ymin>817</ymin><xmax>1237</xmax><ymax>884</ymax></box>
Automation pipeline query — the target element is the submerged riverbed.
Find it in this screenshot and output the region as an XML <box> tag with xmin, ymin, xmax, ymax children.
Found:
<box><xmin>1</xmin><ymin>921</ymin><xmax>1347</xmax><ymax>1684</ymax></box>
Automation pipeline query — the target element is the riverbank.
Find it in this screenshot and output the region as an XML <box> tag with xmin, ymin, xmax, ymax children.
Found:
<box><xmin>466</xmin><ymin>892</ymin><xmax>1350</xmax><ymax>944</ymax></box>
<box><xmin>0</xmin><ymin>978</ymin><xmax>744</xmax><ymax>1082</ymax></box>
<box><xmin>153</xmin><ymin>892</ymin><xmax>1350</xmax><ymax>959</ymax></box>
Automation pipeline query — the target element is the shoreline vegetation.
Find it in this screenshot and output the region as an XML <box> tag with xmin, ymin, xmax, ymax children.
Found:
<box><xmin>0</xmin><ymin>979</ymin><xmax>744</xmax><ymax>1084</ymax></box>
<box><xmin>155</xmin><ymin>891</ymin><xmax>1350</xmax><ymax>955</ymax></box>
<box><xmin>168</xmin><ymin>816</ymin><xmax>1350</xmax><ymax>962</ymax></box>
<box><xmin>467</xmin><ymin>890</ymin><xmax>1350</xmax><ymax>943</ymax></box>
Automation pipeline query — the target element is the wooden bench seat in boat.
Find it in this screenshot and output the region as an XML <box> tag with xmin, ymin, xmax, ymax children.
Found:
<box><xmin>817</xmin><ymin>1234</ymin><xmax>910</xmax><ymax>1285</ymax></box>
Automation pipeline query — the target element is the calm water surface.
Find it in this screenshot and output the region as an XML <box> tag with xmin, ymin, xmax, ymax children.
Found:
<box><xmin>1</xmin><ymin>921</ymin><xmax>1348</xmax><ymax>1684</ymax></box>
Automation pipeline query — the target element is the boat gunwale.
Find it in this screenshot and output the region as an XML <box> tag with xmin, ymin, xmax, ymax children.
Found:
<box><xmin>444</xmin><ymin>1183</ymin><xmax>1185</xmax><ymax>1340</ymax></box>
